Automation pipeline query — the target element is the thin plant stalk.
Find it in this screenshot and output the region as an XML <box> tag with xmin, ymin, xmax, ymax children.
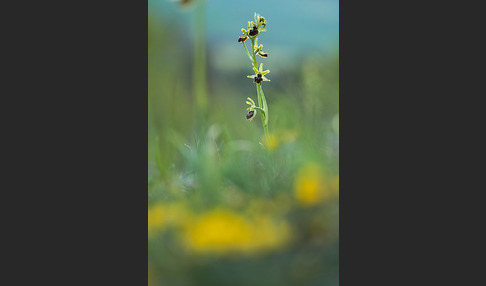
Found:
<box><xmin>257</xmin><ymin>84</ymin><xmax>269</xmax><ymax>138</ymax></box>
<box><xmin>239</xmin><ymin>13</ymin><xmax>270</xmax><ymax>140</ymax></box>
<box><xmin>194</xmin><ymin>0</ymin><xmax>207</xmax><ymax>113</ymax></box>
<box><xmin>250</xmin><ymin>37</ymin><xmax>269</xmax><ymax>138</ymax></box>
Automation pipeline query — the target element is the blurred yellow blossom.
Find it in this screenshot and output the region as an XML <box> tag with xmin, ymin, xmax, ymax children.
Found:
<box><xmin>184</xmin><ymin>209</ymin><xmax>253</xmax><ymax>253</ymax></box>
<box><xmin>148</xmin><ymin>202</ymin><xmax>191</xmax><ymax>238</ymax></box>
<box><xmin>183</xmin><ymin>208</ymin><xmax>291</xmax><ymax>254</ymax></box>
<box><xmin>148</xmin><ymin>204</ymin><xmax>165</xmax><ymax>238</ymax></box>
<box><xmin>294</xmin><ymin>163</ymin><xmax>333</xmax><ymax>206</ymax></box>
<box><xmin>263</xmin><ymin>133</ymin><xmax>279</xmax><ymax>151</ymax></box>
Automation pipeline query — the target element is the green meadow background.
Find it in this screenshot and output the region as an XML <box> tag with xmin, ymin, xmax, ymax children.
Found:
<box><xmin>148</xmin><ymin>0</ymin><xmax>339</xmax><ymax>285</ymax></box>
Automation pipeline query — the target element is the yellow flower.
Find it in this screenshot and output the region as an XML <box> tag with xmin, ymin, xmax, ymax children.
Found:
<box><xmin>148</xmin><ymin>204</ymin><xmax>165</xmax><ymax>238</ymax></box>
<box><xmin>184</xmin><ymin>209</ymin><xmax>253</xmax><ymax>254</ymax></box>
<box><xmin>294</xmin><ymin>163</ymin><xmax>332</xmax><ymax>206</ymax></box>
<box><xmin>148</xmin><ymin>202</ymin><xmax>191</xmax><ymax>238</ymax></box>
<box><xmin>263</xmin><ymin>133</ymin><xmax>279</xmax><ymax>151</ymax></box>
<box><xmin>183</xmin><ymin>208</ymin><xmax>292</xmax><ymax>255</ymax></box>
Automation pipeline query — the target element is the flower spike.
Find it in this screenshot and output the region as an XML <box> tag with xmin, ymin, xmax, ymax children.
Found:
<box><xmin>238</xmin><ymin>13</ymin><xmax>270</xmax><ymax>138</ymax></box>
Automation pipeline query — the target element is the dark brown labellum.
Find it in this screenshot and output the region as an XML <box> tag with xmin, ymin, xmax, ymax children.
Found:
<box><xmin>246</xmin><ymin>110</ymin><xmax>255</xmax><ymax>120</ymax></box>
<box><xmin>249</xmin><ymin>26</ymin><xmax>259</xmax><ymax>36</ymax></box>
<box><xmin>238</xmin><ymin>36</ymin><xmax>248</xmax><ymax>42</ymax></box>
<box><xmin>254</xmin><ymin>74</ymin><xmax>263</xmax><ymax>83</ymax></box>
<box><xmin>258</xmin><ymin>51</ymin><xmax>268</xmax><ymax>58</ymax></box>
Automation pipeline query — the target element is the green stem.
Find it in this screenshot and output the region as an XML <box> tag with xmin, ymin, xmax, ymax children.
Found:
<box><xmin>249</xmin><ymin>37</ymin><xmax>269</xmax><ymax>139</ymax></box>
<box><xmin>194</xmin><ymin>0</ymin><xmax>207</xmax><ymax>114</ymax></box>
<box><xmin>258</xmin><ymin>84</ymin><xmax>269</xmax><ymax>137</ymax></box>
<box><xmin>242</xmin><ymin>42</ymin><xmax>253</xmax><ymax>61</ymax></box>
<box><xmin>250</xmin><ymin>37</ymin><xmax>258</xmax><ymax>71</ymax></box>
<box><xmin>250</xmin><ymin>38</ymin><xmax>260</xmax><ymax>107</ymax></box>
<box><xmin>256</xmin><ymin>84</ymin><xmax>269</xmax><ymax>138</ymax></box>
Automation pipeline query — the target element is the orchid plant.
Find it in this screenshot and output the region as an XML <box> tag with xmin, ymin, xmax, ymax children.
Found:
<box><xmin>238</xmin><ymin>13</ymin><xmax>270</xmax><ymax>139</ymax></box>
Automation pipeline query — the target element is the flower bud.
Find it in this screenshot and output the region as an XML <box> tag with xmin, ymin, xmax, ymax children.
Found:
<box><xmin>259</xmin><ymin>16</ymin><xmax>267</xmax><ymax>28</ymax></box>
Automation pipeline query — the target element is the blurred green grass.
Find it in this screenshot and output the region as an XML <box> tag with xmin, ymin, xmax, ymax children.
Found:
<box><xmin>148</xmin><ymin>3</ymin><xmax>339</xmax><ymax>285</ymax></box>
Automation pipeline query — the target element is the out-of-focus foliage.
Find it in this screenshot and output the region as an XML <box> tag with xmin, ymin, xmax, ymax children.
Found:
<box><xmin>149</xmin><ymin>1</ymin><xmax>338</xmax><ymax>285</ymax></box>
